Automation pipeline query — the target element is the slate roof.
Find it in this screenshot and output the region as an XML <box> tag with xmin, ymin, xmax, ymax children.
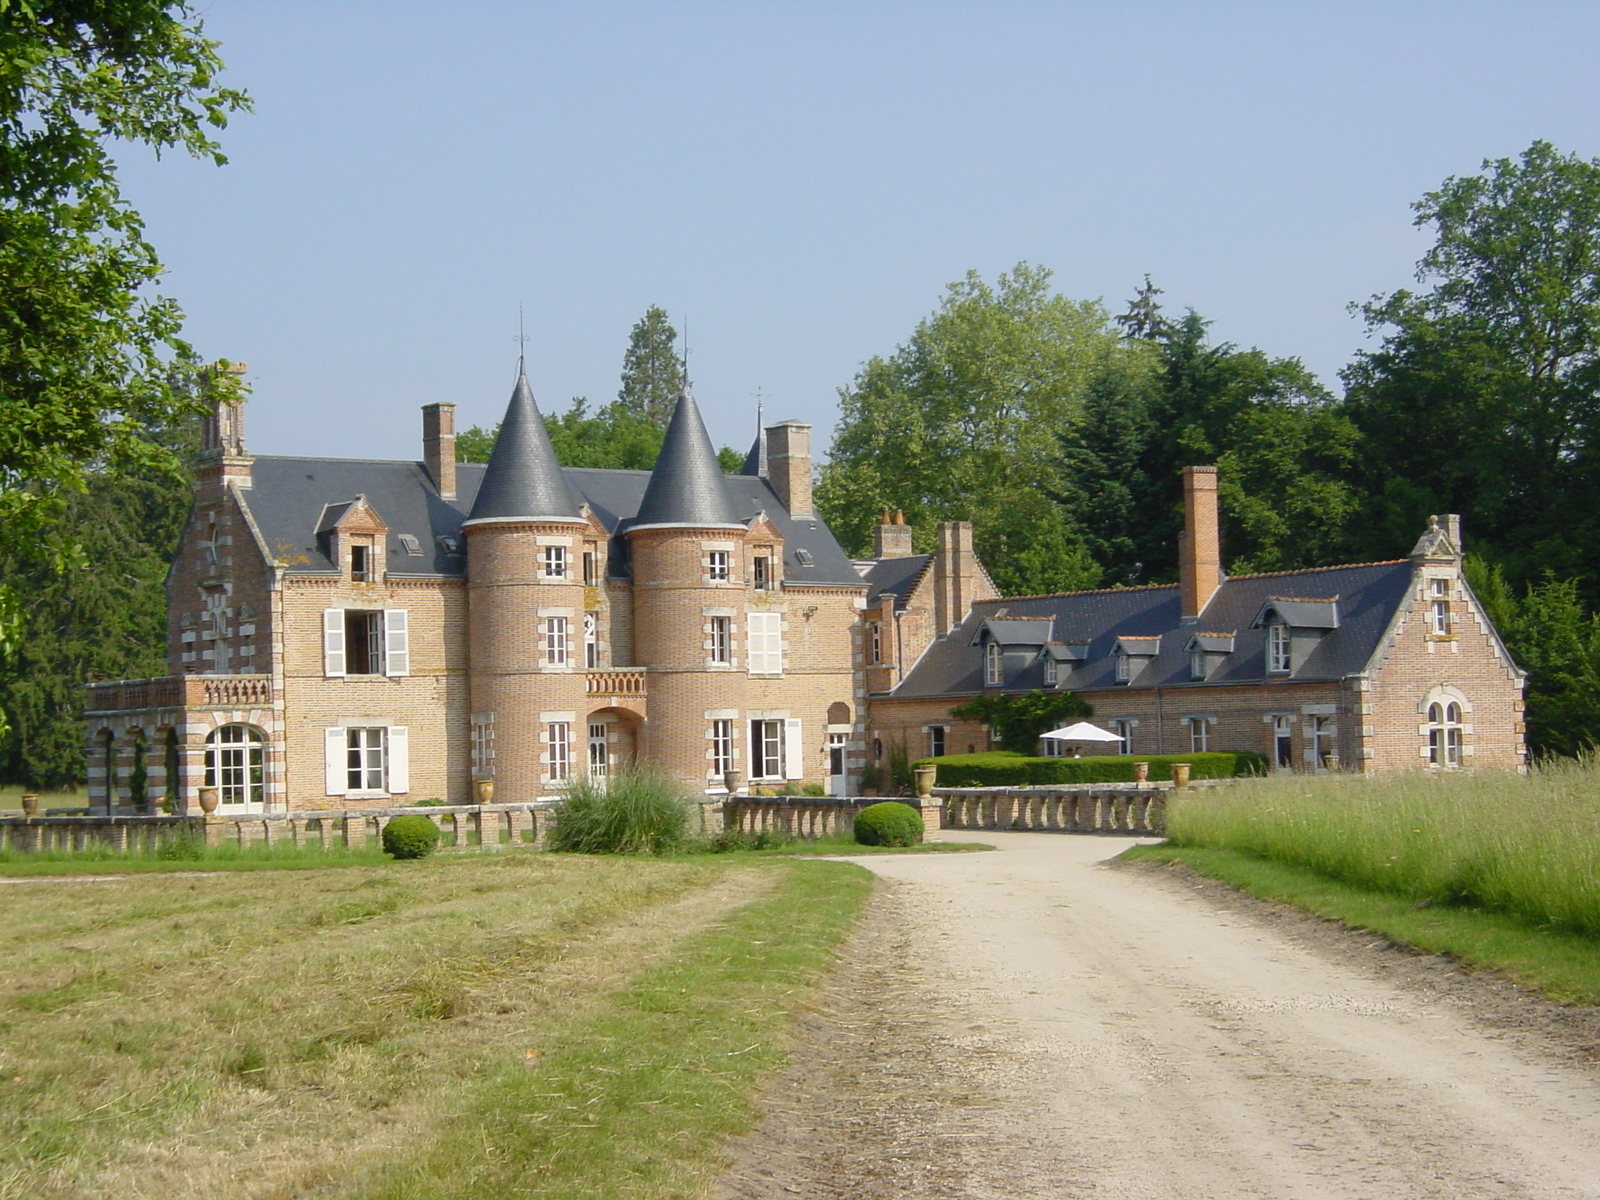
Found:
<box><xmin>466</xmin><ymin>366</ymin><xmax>582</xmax><ymax>522</ymax></box>
<box><xmin>238</xmin><ymin>455</ymin><xmax>864</xmax><ymax>587</ymax></box>
<box><xmin>859</xmin><ymin>554</ymin><xmax>930</xmax><ymax>610</ymax></box>
<box><xmin>740</xmin><ymin>427</ymin><xmax>767</xmax><ymax>477</ymax></box>
<box><xmin>887</xmin><ymin>560</ymin><xmax>1417</xmax><ymax>698</ymax></box>
<box><xmin>631</xmin><ymin>387</ymin><xmax>744</xmax><ymax>529</ymax></box>
<box><xmin>972</xmin><ymin>618</ymin><xmax>1055</xmax><ymax>646</ymax></box>
<box><xmin>1255</xmin><ymin>597</ymin><xmax>1341</xmax><ymax>629</ymax></box>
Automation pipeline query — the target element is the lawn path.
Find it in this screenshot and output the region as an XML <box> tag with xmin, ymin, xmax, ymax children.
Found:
<box><xmin>716</xmin><ymin>832</ymin><xmax>1600</xmax><ymax>1199</ymax></box>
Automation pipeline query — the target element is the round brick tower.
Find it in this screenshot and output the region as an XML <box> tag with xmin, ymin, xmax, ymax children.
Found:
<box><xmin>463</xmin><ymin>364</ymin><xmax>588</xmax><ymax>800</ymax></box>
<box><xmin>627</xmin><ymin>387</ymin><xmax>750</xmax><ymax>791</ymax></box>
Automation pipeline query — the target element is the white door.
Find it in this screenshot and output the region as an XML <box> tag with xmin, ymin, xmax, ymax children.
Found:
<box><xmin>588</xmin><ymin>722</ymin><xmax>609</xmax><ymax>784</ymax></box>
<box><xmin>827</xmin><ymin>732</ymin><xmax>848</xmax><ymax>797</ymax></box>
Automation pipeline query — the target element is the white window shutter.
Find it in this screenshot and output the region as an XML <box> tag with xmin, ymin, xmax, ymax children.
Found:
<box><xmin>384</xmin><ymin>609</ymin><xmax>410</xmax><ymax>676</ymax></box>
<box><xmin>323</xmin><ymin>610</ymin><xmax>346</xmax><ymax>677</ymax></box>
<box><xmin>324</xmin><ymin>727</ymin><xmax>348</xmax><ymax>795</ymax></box>
<box><xmin>387</xmin><ymin>726</ymin><xmax>409</xmax><ymax>794</ymax></box>
<box><xmin>783</xmin><ymin>718</ymin><xmax>804</xmax><ymax>780</ymax></box>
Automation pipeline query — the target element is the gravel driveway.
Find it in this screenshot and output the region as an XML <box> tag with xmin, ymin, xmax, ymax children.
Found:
<box><xmin>716</xmin><ymin>832</ymin><xmax>1600</xmax><ymax>1199</ymax></box>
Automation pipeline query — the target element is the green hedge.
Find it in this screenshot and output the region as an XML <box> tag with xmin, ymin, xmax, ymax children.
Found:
<box><xmin>915</xmin><ymin>750</ymin><xmax>1266</xmax><ymax>787</ymax></box>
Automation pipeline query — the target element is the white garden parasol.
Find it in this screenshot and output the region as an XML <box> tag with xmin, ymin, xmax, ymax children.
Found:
<box><xmin>1039</xmin><ymin>721</ymin><xmax>1123</xmax><ymax>744</ymax></box>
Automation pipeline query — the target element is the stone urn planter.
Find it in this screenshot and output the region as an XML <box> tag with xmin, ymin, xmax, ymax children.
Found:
<box><xmin>197</xmin><ymin>787</ymin><xmax>220</xmax><ymax>814</ymax></box>
<box><xmin>913</xmin><ymin>765</ymin><xmax>937</xmax><ymax>798</ymax></box>
<box><xmin>474</xmin><ymin>778</ymin><xmax>495</xmax><ymax>805</ymax></box>
<box><xmin>1132</xmin><ymin>761</ymin><xmax>1150</xmax><ymax>783</ymax></box>
<box><xmin>722</xmin><ymin>769</ymin><xmax>743</xmax><ymax>795</ymax></box>
<box><xmin>20</xmin><ymin>793</ymin><xmax>39</xmax><ymax>817</ymax></box>
<box><xmin>1170</xmin><ymin>763</ymin><xmax>1192</xmax><ymax>789</ymax></box>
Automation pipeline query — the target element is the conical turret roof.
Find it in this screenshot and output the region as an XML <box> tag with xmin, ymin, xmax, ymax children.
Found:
<box><xmin>740</xmin><ymin>427</ymin><xmax>767</xmax><ymax>477</ymax></box>
<box><xmin>632</xmin><ymin>386</ymin><xmax>744</xmax><ymax>529</ymax></box>
<box><xmin>466</xmin><ymin>364</ymin><xmax>582</xmax><ymax>523</ymax></box>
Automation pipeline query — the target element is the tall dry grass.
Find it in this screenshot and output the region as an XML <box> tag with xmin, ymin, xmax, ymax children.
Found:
<box><xmin>1167</xmin><ymin>759</ymin><xmax>1600</xmax><ymax>936</ymax></box>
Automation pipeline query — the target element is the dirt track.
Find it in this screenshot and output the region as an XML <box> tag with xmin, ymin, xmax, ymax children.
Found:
<box><xmin>716</xmin><ymin>833</ymin><xmax>1600</xmax><ymax>1199</ymax></box>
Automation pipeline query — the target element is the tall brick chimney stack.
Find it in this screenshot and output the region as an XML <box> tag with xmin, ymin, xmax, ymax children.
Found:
<box><xmin>196</xmin><ymin>360</ymin><xmax>252</xmax><ymax>493</ymax></box>
<box><xmin>934</xmin><ymin>520</ymin><xmax>977</xmax><ymax>634</ymax></box>
<box><xmin>766</xmin><ymin>421</ymin><xmax>813</xmax><ymax>519</ymax></box>
<box><xmin>422</xmin><ymin>402</ymin><xmax>457</xmax><ymax>500</ymax></box>
<box><xmin>874</xmin><ymin>509</ymin><xmax>913</xmax><ymax>558</ymax></box>
<box><xmin>1179</xmin><ymin>465</ymin><xmax>1221</xmax><ymax>621</ymax></box>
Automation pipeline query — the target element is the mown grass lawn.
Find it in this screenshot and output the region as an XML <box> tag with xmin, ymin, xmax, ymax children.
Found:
<box><xmin>0</xmin><ymin>851</ymin><xmax>872</xmax><ymax>1199</ymax></box>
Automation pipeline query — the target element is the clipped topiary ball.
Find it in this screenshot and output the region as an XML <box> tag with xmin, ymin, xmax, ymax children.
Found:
<box><xmin>853</xmin><ymin>801</ymin><xmax>923</xmax><ymax>847</ymax></box>
<box><xmin>382</xmin><ymin>814</ymin><xmax>441</xmax><ymax>860</ymax></box>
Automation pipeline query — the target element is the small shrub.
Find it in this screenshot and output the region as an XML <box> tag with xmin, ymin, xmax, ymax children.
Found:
<box><xmin>853</xmin><ymin>801</ymin><xmax>922</xmax><ymax>847</ymax></box>
<box><xmin>413</xmin><ymin>797</ymin><xmax>448</xmax><ymax>807</ymax></box>
<box><xmin>155</xmin><ymin>831</ymin><xmax>204</xmax><ymax>861</ymax></box>
<box><xmin>382</xmin><ymin>815</ymin><xmax>441</xmax><ymax>860</ymax></box>
<box><xmin>549</xmin><ymin>766</ymin><xmax>691</xmax><ymax>855</ymax></box>
<box><xmin>698</xmin><ymin>828</ymin><xmax>796</xmax><ymax>853</ymax></box>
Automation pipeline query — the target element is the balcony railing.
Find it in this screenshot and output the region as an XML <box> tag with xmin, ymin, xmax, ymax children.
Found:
<box><xmin>85</xmin><ymin>675</ymin><xmax>274</xmax><ymax>713</ymax></box>
<box><xmin>585</xmin><ymin>669</ymin><xmax>647</xmax><ymax>697</ymax></box>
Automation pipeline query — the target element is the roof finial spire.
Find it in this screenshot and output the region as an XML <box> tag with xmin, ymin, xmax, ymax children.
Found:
<box><xmin>515</xmin><ymin>302</ymin><xmax>531</xmax><ymax>371</ymax></box>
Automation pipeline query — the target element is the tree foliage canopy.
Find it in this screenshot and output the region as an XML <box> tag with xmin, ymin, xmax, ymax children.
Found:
<box><xmin>617</xmin><ymin>305</ymin><xmax>686</xmax><ymax>429</ymax></box>
<box><xmin>0</xmin><ymin>1</ymin><xmax>247</xmax><ymax>739</ymax></box>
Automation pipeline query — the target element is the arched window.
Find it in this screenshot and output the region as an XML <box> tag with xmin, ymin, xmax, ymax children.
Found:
<box><xmin>206</xmin><ymin>725</ymin><xmax>265</xmax><ymax>807</ymax></box>
<box><xmin>1427</xmin><ymin>702</ymin><xmax>1464</xmax><ymax>768</ymax></box>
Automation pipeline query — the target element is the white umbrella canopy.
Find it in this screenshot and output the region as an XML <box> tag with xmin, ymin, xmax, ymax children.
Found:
<box><xmin>1039</xmin><ymin>721</ymin><xmax>1123</xmax><ymax>743</ymax></box>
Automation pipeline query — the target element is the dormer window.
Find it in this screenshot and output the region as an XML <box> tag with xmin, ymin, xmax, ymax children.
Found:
<box><xmin>985</xmin><ymin>641</ymin><xmax>1003</xmax><ymax>686</ymax></box>
<box><xmin>1043</xmin><ymin>656</ymin><xmax>1058</xmax><ymax>686</ymax></box>
<box><xmin>1190</xmin><ymin>648</ymin><xmax>1206</xmax><ymax>680</ymax></box>
<box><xmin>1267</xmin><ymin>622</ymin><xmax>1291</xmax><ymax>673</ymax></box>
<box><xmin>350</xmin><ymin>544</ymin><xmax>370</xmax><ymax>581</ymax></box>
<box><xmin>542</xmin><ymin>545</ymin><xmax>568</xmax><ymax>579</ymax></box>
<box><xmin>1115</xmin><ymin>653</ymin><xmax>1130</xmax><ymax>682</ymax></box>
<box><xmin>753</xmin><ymin>553</ymin><xmax>771</xmax><ymax>591</ymax></box>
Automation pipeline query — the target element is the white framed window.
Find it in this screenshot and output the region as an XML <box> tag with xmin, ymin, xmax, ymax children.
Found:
<box><xmin>205</xmin><ymin>725</ymin><xmax>264</xmax><ymax>808</ymax></box>
<box><xmin>1427</xmin><ymin>702</ymin><xmax>1464</xmax><ymax>767</ymax></box>
<box><xmin>927</xmin><ymin>725</ymin><xmax>947</xmax><ymax>758</ymax></box>
<box><xmin>1115</xmin><ymin>653</ymin><xmax>1130</xmax><ymax>683</ymax></box>
<box><xmin>1311</xmin><ymin>715</ymin><xmax>1335</xmax><ymax>769</ymax></box>
<box><xmin>471</xmin><ymin>716</ymin><xmax>495</xmax><ymax>778</ymax></box>
<box><xmin>323</xmin><ymin>609</ymin><xmax>408</xmax><ymax>677</ymax></box>
<box><xmin>1190</xmin><ymin>648</ymin><xmax>1207</xmax><ymax>680</ymax></box>
<box><xmin>708</xmin><ymin>550</ymin><xmax>730</xmax><ymax>581</ymax></box>
<box><xmin>1043</xmin><ymin>655</ymin><xmax>1059</xmax><ymax>686</ymax></box>
<box><xmin>582</xmin><ymin>549</ymin><xmax>597</xmax><ymax>586</ymax></box>
<box><xmin>1187</xmin><ymin>717</ymin><xmax>1210</xmax><ymax>753</ymax></box>
<box><xmin>752</xmin><ymin>553</ymin><xmax>771</xmax><ymax>591</ymax></box>
<box><xmin>545</xmin><ymin>616</ymin><xmax>569</xmax><ymax>666</ymax></box>
<box><xmin>751</xmin><ymin>719</ymin><xmax>782</xmax><ymax>779</ymax></box>
<box><xmin>1273</xmin><ymin>715</ymin><xmax>1294</xmax><ymax>769</ymax></box>
<box><xmin>588</xmin><ymin>723</ymin><xmax>609</xmax><ymax>780</ymax></box>
<box><xmin>348</xmin><ymin>727</ymin><xmax>386</xmax><ymax>792</ymax></box>
<box><xmin>747</xmin><ymin>612</ymin><xmax>782</xmax><ymax>674</ymax></box>
<box><xmin>1430</xmin><ymin>579</ymin><xmax>1453</xmax><ymax>636</ymax></box>
<box><xmin>350</xmin><ymin>543</ymin><xmax>372</xmax><ymax>582</ymax></box>
<box><xmin>1267</xmin><ymin>622</ymin><xmax>1291</xmax><ymax>673</ymax></box>
<box><xmin>1112</xmin><ymin>719</ymin><xmax>1133</xmax><ymax>755</ymax></box>
<box><xmin>712</xmin><ymin>719</ymin><xmax>734</xmax><ymax>775</ymax></box>
<box><xmin>584</xmin><ymin>612</ymin><xmax>599</xmax><ymax>668</ymax></box>
<box><xmin>548</xmin><ymin>721</ymin><xmax>571</xmax><ymax>781</ymax></box>
<box><xmin>869</xmin><ymin>623</ymin><xmax>882</xmax><ymax>664</ymax></box>
<box><xmin>542</xmin><ymin>545</ymin><xmax>568</xmax><ymax>578</ymax></box>
<box><xmin>985</xmin><ymin>641</ymin><xmax>1003</xmax><ymax>686</ymax></box>
<box><xmin>710</xmin><ymin>616</ymin><xmax>732</xmax><ymax>664</ymax></box>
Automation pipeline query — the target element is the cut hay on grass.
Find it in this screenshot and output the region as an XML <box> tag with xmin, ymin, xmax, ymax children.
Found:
<box><xmin>0</xmin><ymin>853</ymin><xmax>870</xmax><ymax>1199</ymax></box>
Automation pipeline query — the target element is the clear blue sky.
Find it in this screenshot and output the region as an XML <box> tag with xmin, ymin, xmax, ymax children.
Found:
<box><xmin>118</xmin><ymin>2</ymin><xmax>1600</xmax><ymax>463</ymax></box>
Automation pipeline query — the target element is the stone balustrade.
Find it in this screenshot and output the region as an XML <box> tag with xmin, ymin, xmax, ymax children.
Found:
<box><xmin>722</xmin><ymin>795</ymin><xmax>941</xmax><ymax>839</ymax></box>
<box><xmin>585</xmin><ymin>669</ymin><xmax>646</xmax><ymax>697</ymax></box>
<box><xmin>934</xmin><ymin>784</ymin><xmax>1169</xmax><ymax>835</ymax></box>
<box><xmin>0</xmin><ymin>802</ymin><xmax>557</xmax><ymax>854</ymax></box>
<box><xmin>85</xmin><ymin>674</ymin><xmax>274</xmax><ymax>714</ymax></box>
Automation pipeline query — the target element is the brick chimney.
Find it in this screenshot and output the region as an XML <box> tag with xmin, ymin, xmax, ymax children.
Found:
<box><xmin>874</xmin><ymin>509</ymin><xmax>913</xmax><ymax>558</ymax></box>
<box><xmin>934</xmin><ymin>520</ymin><xmax>977</xmax><ymax>634</ymax></box>
<box><xmin>1179</xmin><ymin>465</ymin><xmax>1221</xmax><ymax>621</ymax></box>
<box><xmin>766</xmin><ymin>421</ymin><xmax>812</xmax><ymax>519</ymax></box>
<box><xmin>423</xmin><ymin>402</ymin><xmax>457</xmax><ymax>500</ymax></box>
<box><xmin>196</xmin><ymin>361</ymin><xmax>252</xmax><ymax>494</ymax></box>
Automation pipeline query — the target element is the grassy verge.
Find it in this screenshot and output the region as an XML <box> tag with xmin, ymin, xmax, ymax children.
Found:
<box><xmin>1127</xmin><ymin>843</ymin><xmax>1600</xmax><ymax>1004</ymax></box>
<box><xmin>0</xmin><ymin>786</ymin><xmax>81</xmax><ymax>811</ymax></box>
<box><xmin>0</xmin><ymin>853</ymin><xmax>871</xmax><ymax>1199</ymax></box>
<box><xmin>357</xmin><ymin>859</ymin><xmax>871</xmax><ymax>1199</ymax></box>
<box><xmin>0</xmin><ymin>840</ymin><xmax>394</xmax><ymax>875</ymax></box>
